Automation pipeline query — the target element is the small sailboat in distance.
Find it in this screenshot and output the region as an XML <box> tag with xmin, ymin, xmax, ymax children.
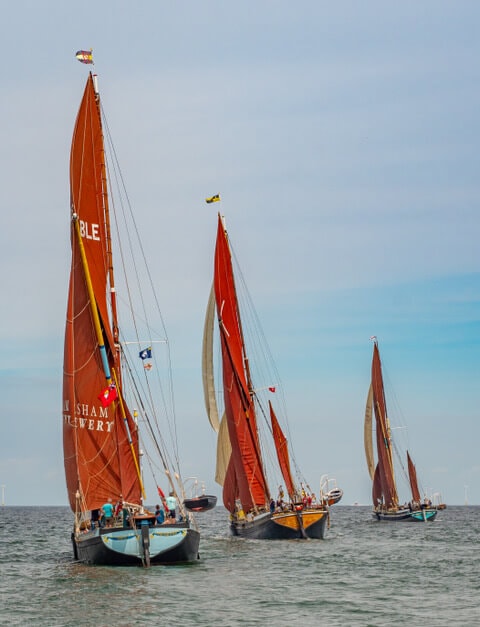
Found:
<box><xmin>182</xmin><ymin>479</ymin><xmax>217</xmax><ymax>512</ymax></box>
<box><xmin>63</xmin><ymin>64</ymin><xmax>200</xmax><ymax>565</ymax></box>
<box><xmin>365</xmin><ymin>338</ymin><xmax>437</xmax><ymax>522</ymax></box>
<box><xmin>320</xmin><ymin>475</ymin><xmax>343</xmax><ymax>506</ymax></box>
<box><xmin>202</xmin><ymin>213</ymin><xmax>331</xmax><ymax>539</ymax></box>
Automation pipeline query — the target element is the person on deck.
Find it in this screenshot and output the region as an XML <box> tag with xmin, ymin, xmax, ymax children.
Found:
<box><xmin>122</xmin><ymin>504</ymin><xmax>130</xmax><ymax>528</ymax></box>
<box><xmin>154</xmin><ymin>504</ymin><xmax>165</xmax><ymax>525</ymax></box>
<box><xmin>166</xmin><ymin>492</ymin><xmax>177</xmax><ymax>522</ymax></box>
<box><xmin>114</xmin><ymin>499</ymin><xmax>123</xmax><ymax>517</ymax></box>
<box><xmin>101</xmin><ymin>498</ymin><xmax>114</xmax><ymax>527</ymax></box>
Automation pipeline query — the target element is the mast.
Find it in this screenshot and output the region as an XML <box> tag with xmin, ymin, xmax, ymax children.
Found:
<box><xmin>92</xmin><ymin>75</ymin><xmax>121</xmax><ymax>368</ymax></box>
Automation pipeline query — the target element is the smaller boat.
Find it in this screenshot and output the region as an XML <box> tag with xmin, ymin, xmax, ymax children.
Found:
<box><xmin>182</xmin><ymin>479</ymin><xmax>217</xmax><ymax>512</ymax></box>
<box><xmin>183</xmin><ymin>495</ymin><xmax>218</xmax><ymax>512</ymax></box>
<box><xmin>431</xmin><ymin>493</ymin><xmax>447</xmax><ymax>510</ymax></box>
<box><xmin>365</xmin><ymin>338</ymin><xmax>437</xmax><ymax>523</ymax></box>
<box><xmin>324</xmin><ymin>489</ymin><xmax>343</xmax><ymax>506</ymax></box>
<box><xmin>320</xmin><ymin>476</ymin><xmax>343</xmax><ymax>506</ymax></box>
<box><xmin>410</xmin><ymin>508</ymin><xmax>438</xmax><ymax>522</ymax></box>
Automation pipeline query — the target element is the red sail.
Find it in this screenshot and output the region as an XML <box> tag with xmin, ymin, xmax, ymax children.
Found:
<box><xmin>407</xmin><ymin>450</ymin><xmax>421</xmax><ymax>504</ymax></box>
<box><xmin>214</xmin><ymin>214</ymin><xmax>269</xmax><ymax>513</ymax></box>
<box><xmin>63</xmin><ymin>74</ymin><xmax>141</xmax><ymax>512</ymax></box>
<box><xmin>269</xmin><ymin>402</ymin><xmax>295</xmax><ymax>499</ymax></box>
<box><xmin>371</xmin><ymin>342</ymin><xmax>398</xmax><ymax>509</ymax></box>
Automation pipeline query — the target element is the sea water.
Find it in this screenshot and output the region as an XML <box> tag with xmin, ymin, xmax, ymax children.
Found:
<box><xmin>0</xmin><ymin>505</ymin><xmax>478</xmax><ymax>626</ymax></box>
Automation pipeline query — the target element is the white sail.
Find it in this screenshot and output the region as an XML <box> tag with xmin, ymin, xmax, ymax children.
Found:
<box><xmin>364</xmin><ymin>383</ymin><xmax>375</xmax><ymax>480</ymax></box>
<box><xmin>202</xmin><ymin>283</ymin><xmax>220</xmax><ymax>433</ymax></box>
<box><xmin>215</xmin><ymin>412</ymin><xmax>232</xmax><ymax>487</ymax></box>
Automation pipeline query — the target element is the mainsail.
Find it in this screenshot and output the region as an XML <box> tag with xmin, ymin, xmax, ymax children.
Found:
<box><xmin>63</xmin><ymin>74</ymin><xmax>141</xmax><ymax>512</ymax></box>
<box><xmin>213</xmin><ymin>214</ymin><xmax>270</xmax><ymax>513</ymax></box>
<box><xmin>370</xmin><ymin>340</ymin><xmax>398</xmax><ymax>509</ymax></box>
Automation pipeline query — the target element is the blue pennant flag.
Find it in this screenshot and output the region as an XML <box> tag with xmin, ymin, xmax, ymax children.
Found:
<box><xmin>139</xmin><ymin>347</ymin><xmax>152</xmax><ymax>360</ymax></box>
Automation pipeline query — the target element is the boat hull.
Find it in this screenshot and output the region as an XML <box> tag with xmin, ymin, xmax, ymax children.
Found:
<box><xmin>230</xmin><ymin>509</ymin><xmax>328</xmax><ymax>539</ymax></box>
<box><xmin>324</xmin><ymin>488</ymin><xmax>343</xmax><ymax>506</ymax></box>
<box><xmin>73</xmin><ymin>523</ymin><xmax>200</xmax><ymax>566</ymax></box>
<box><xmin>183</xmin><ymin>495</ymin><xmax>217</xmax><ymax>512</ymax></box>
<box><xmin>373</xmin><ymin>508</ymin><xmax>437</xmax><ymax>522</ymax></box>
<box><xmin>409</xmin><ymin>508</ymin><xmax>437</xmax><ymax>522</ymax></box>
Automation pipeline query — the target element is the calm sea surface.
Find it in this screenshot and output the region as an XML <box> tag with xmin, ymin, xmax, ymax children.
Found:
<box><xmin>0</xmin><ymin>505</ymin><xmax>478</xmax><ymax>626</ymax></box>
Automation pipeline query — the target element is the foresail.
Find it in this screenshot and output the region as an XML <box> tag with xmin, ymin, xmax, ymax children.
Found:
<box><xmin>407</xmin><ymin>450</ymin><xmax>421</xmax><ymax>503</ymax></box>
<box><xmin>203</xmin><ymin>280</ymin><xmax>232</xmax><ymax>487</ymax></box>
<box><xmin>215</xmin><ymin>412</ymin><xmax>231</xmax><ymax>486</ymax></box>
<box><xmin>202</xmin><ymin>283</ymin><xmax>220</xmax><ymax>433</ymax></box>
<box><xmin>364</xmin><ymin>383</ymin><xmax>375</xmax><ymax>480</ymax></box>
<box><xmin>269</xmin><ymin>402</ymin><xmax>295</xmax><ymax>499</ymax></box>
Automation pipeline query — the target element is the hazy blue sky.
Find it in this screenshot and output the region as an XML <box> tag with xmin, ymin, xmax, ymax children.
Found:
<box><xmin>0</xmin><ymin>1</ymin><xmax>478</xmax><ymax>507</ymax></box>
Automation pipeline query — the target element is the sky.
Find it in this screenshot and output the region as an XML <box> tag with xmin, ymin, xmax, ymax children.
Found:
<box><xmin>0</xmin><ymin>1</ymin><xmax>478</xmax><ymax>507</ymax></box>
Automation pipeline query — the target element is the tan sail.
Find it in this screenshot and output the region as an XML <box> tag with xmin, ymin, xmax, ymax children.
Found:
<box><xmin>364</xmin><ymin>383</ymin><xmax>375</xmax><ymax>480</ymax></box>
<box><xmin>203</xmin><ymin>280</ymin><xmax>231</xmax><ymax>485</ymax></box>
<box><xmin>215</xmin><ymin>412</ymin><xmax>232</xmax><ymax>486</ymax></box>
<box><xmin>202</xmin><ymin>283</ymin><xmax>220</xmax><ymax>433</ymax></box>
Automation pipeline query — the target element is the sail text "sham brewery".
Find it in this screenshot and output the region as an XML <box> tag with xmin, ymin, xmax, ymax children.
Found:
<box><xmin>63</xmin><ymin>399</ymin><xmax>114</xmax><ymax>432</ymax></box>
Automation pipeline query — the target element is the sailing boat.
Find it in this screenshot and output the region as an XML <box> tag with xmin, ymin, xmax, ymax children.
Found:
<box><xmin>182</xmin><ymin>479</ymin><xmax>218</xmax><ymax>512</ymax></box>
<box><xmin>320</xmin><ymin>475</ymin><xmax>344</xmax><ymax>506</ymax></box>
<box><xmin>364</xmin><ymin>338</ymin><xmax>437</xmax><ymax>522</ymax></box>
<box><xmin>202</xmin><ymin>213</ymin><xmax>331</xmax><ymax>539</ymax></box>
<box><xmin>63</xmin><ymin>69</ymin><xmax>200</xmax><ymax>565</ymax></box>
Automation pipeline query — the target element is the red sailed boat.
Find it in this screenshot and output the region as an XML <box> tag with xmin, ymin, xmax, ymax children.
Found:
<box><xmin>365</xmin><ymin>338</ymin><xmax>437</xmax><ymax>522</ymax></box>
<box><xmin>202</xmin><ymin>213</ymin><xmax>332</xmax><ymax>539</ymax></box>
<box><xmin>63</xmin><ymin>69</ymin><xmax>200</xmax><ymax>565</ymax></box>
